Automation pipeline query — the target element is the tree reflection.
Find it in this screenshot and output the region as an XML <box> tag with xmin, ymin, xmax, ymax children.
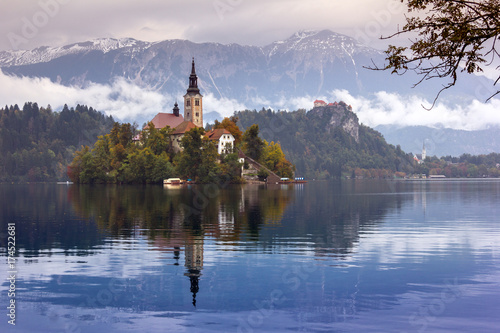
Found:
<box><xmin>1</xmin><ymin>181</ymin><xmax>416</xmax><ymax>311</ymax></box>
<box><xmin>66</xmin><ymin>183</ymin><xmax>295</xmax><ymax>306</ymax></box>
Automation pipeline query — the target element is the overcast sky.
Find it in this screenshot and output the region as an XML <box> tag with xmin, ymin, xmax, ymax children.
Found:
<box><xmin>1</xmin><ymin>0</ymin><xmax>407</xmax><ymax>51</ymax></box>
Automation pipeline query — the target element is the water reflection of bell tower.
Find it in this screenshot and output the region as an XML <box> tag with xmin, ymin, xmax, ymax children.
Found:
<box><xmin>184</xmin><ymin>236</ymin><xmax>204</xmax><ymax>307</ymax></box>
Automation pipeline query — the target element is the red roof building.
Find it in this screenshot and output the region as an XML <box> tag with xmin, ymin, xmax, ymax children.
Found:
<box><xmin>205</xmin><ymin>128</ymin><xmax>235</xmax><ymax>154</ymax></box>
<box><xmin>172</xmin><ymin>121</ymin><xmax>197</xmax><ymax>135</ymax></box>
<box><xmin>171</xmin><ymin>121</ymin><xmax>198</xmax><ymax>153</ymax></box>
<box><xmin>205</xmin><ymin>128</ymin><xmax>231</xmax><ymax>140</ymax></box>
<box><xmin>314</xmin><ymin>100</ymin><xmax>327</xmax><ymax>107</ymax></box>
<box><xmin>150</xmin><ymin>112</ymin><xmax>184</xmax><ymax>130</ymax></box>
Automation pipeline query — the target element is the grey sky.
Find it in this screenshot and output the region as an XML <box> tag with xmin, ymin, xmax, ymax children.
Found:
<box><xmin>1</xmin><ymin>0</ymin><xmax>407</xmax><ymax>51</ymax></box>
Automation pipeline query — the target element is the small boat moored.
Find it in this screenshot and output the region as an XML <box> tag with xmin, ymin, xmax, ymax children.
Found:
<box><xmin>277</xmin><ymin>177</ymin><xmax>307</xmax><ymax>184</ymax></box>
<box><xmin>164</xmin><ymin>178</ymin><xmax>184</xmax><ymax>185</ymax></box>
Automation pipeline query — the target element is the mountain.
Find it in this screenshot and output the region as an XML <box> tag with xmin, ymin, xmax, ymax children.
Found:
<box><xmin>0</xmin><ymin>38</ymin><xmax>150</xmax><ymax>67</ymax></box>
<box><xmin>0</xmin><ymin>30</ymin><xmax>487</xmax><ymax>112</ymax></box>
<box><xmin>376</xmin><ymin>125</ymin><xmax>500</xmax><ymax>157</ymax></box>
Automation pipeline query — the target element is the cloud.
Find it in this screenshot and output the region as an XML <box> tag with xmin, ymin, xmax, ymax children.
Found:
<box><xmin>0</xmin><ymin>70</ymin><xmax>250</xmax><ymax>124</ymax></box>
<box><xmin>257</xmin><ymin>89</ymin><xmax>500</xmax><ymax>130</ymax></box>
<box><xmin>328</xmin><ymin>89</ymin><xmax>500</xmax><ymax>130</ymax></box>
<box><xmin>0</xmin><ymin>70</ymin><xmax>171</xmax><ymax>122</ymax></box>
<box><xmin>2</xmin><ymin>70</ymin><xmax>499</xmax><ymax>130</ymax></box>
<box><xmin>203</xmin><ymin>93</ymin><xmax>248</xmax><ymax>118</ymax></box>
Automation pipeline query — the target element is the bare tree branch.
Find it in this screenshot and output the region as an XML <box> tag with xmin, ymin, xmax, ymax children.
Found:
<box><xmin>367</xmin><ymin>0</ymin><xmax>500</xmax><ymax>107</ymax></box>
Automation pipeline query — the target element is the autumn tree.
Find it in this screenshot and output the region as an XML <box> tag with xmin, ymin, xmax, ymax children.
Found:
<box><xmin>262</xmin><ymin>141</ymin><xmax>295</xmax><ymax>178</ymax></box>
<box><xmin>213</xmin><ymin>116</ymin><xmax>243</xmax><ymax>145</ymax></box>
<box><xmin>372</xmin><ymin>0</ymin><xmax>500</xmax><ymax>106</ymax></box>
<box><xmin>140</xmin><ymin>121</ymin><xmax>174</xmax><ymax>156</ymax></box>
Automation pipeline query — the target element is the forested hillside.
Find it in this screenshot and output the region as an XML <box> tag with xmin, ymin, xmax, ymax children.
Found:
<box><xmin>0</xmin><ymin>103</ymin><xmax>115</xmax><ymax>182</ymax></box>
<box><xmin>236</xmin><ymin>105</ymin><xmax>416</xmax><ymax>179</ymax></box>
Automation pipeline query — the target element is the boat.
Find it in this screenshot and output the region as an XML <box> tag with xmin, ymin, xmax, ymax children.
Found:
<box><xmin>164</xmin><ymin>178</ymin><xmax>184</xmax><ymax>185</ymax></box>
<box><xmin>294</xmin><ymin>177</ymin><xmax>307</xmax><ymax>183</ymax></box>
<box><xmin>277</xmin><ymin>177</ymin><xmax>308</xmax><ymax>184</ymax></box>
<box><xmin>278</xmin><ymin>177</ymin><xmax>307</xmax><ymax>184</ymax></box>
<box><xmin>278</xmin><ymin>177</ymin><xmax>291</xmax><ymax>184</ymax></box>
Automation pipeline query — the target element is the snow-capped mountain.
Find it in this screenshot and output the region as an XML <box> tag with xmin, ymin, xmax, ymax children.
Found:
<box><xmin>0</xmin><ymin>38</ymin><xmax>151</xmax><ymax>67</ymax></box>
<box><xmin>0</xmin><ymin>30</ymin><xmax>486</xmax><ymax>109</ymax></box>
<box><xmin>264</xmin><ymin>30</ymin><xmax>376</xmax><ymax>57</ymax></box>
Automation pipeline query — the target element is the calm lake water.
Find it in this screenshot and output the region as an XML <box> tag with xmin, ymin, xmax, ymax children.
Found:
<box><xmin>1</xmin><ymin>180</ymin><xmax>499</xmax><ymax>333</ymax></box>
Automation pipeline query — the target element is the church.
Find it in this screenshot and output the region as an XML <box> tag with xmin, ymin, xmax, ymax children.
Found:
<box><xmin>146</xmin><ymin>58</ymin><xmax>235</xmax><ymax>153</ymax></box>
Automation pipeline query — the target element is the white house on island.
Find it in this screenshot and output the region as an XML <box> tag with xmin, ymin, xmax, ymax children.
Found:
<box><xmin>205</xmin><ymin>128</ymin><xmax>235</xmax><ymax>154</ymax></box>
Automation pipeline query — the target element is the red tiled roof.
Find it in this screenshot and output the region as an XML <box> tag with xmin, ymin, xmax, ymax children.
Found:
<box><xmin>328</xmin><ymin>103</ymin><xmax>334</xmax><ymax>106</ymax></box>
<box><xmin>314</xmin><ymin>100</ymin><xmax>326</xmax><ymax>104</ymax></box>
<box><xmin>205</xmin><ymin>128</ymin><xmax>232</xmax><ymax>141</ymax></box>
<box><xmin>150</xmin><ymin>113</ymin><xmax>184</xmax><ymax>130</ymax></box>
<box><xmin>172</xmin><ymin>121</ymin><xmax>197</xmax><ymax>135</ymax></box>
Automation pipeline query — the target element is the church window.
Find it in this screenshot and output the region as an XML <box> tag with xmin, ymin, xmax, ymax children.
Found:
<box><xmin>196</xmin><ymin>112</ymin><xmax>199</xmax><ymax>117</ymax></box>
<box><xmin>187</xmin><ymin>100</ymin><xmax>191</xmax><ymax>107</ymax></box>
<box><xmin>195</xmin><ymin>99</ymin><xmax>200</xmax><ymax>106</ymax></box>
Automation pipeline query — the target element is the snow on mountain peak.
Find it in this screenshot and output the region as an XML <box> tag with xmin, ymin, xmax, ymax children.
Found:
<box><xmin>0</xmin><ymin>31</ymin><xmax>380</xmax><ymax>69</ymax></box>
<box><xmin>263</xmin><ymin>29</ymin><xmax>376</xmax><ymax>58</ymax></box>
<box><xmin>0</xmin><ymin>38</ymin><xmax>150</xmax><ymax>67</ymax></box>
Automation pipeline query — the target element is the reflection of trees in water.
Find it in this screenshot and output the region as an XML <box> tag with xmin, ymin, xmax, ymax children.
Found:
<box><xmin>256</xmin><ymin>181</ymin><xmax>410</xmax><ymax>258</ymax></box>
<box><xmin>3</xmin><ymin>181</ymin><xmax>416</xmax><ymax>313</ymax></box>
<box><xmin>3</xmin><ymin>181</ymin><xmax>408</xmax><ymax>258</ymax></box>
<box><xmin>68</xmin><ymin>184</ymin><xmax>295</xmax><ymax>241</ymax></box>
<box><xmin>0</xmin><ymin>184</ymin><xmax>103</xmax><ymax>252</ymax></box>
<box><xmin>313</xmin><ymin>181</ymin><xmax>408</xmax><ymax>256</ymax></box>
<box><xmin>68</xmin><ymin>184</ymin><xmax>295</xmax><ymax>307</ymax></box>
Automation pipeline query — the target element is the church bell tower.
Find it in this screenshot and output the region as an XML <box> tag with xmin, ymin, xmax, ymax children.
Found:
<box><xmin>183</xmin><ymin>58</ymin><xmax>203</xmax><ymax>127</ymax></box>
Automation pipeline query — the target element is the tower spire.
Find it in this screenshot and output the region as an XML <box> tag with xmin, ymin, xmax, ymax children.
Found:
<box><xmin>188</xmin><ymin>57</ymin><xmax>200</xmax><ymax>94</ymax></box>
<box><xmin>173</xmin><ymin>100</ymin><xmax>180</xmax><ymax>117</ymax></box>
<box><xmin>183</xmin><ymin>57</ymin><xmax>203</xmax><ymax>127</ymax></box>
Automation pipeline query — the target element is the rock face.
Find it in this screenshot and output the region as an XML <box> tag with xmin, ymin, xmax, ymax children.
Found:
<box><xmin>309</xmin><ymin>102</ymin><xmax>359</xmax><ymax>142</ymax></box>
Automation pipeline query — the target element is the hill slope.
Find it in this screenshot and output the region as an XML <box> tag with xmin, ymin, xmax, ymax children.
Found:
<box><xmin>0</xmin><ymin>103</ymin><xmax>115</xmax><ymax>182</ymax></box>
<box><xmin>236</xmin><ymin>104</ymin><xmax>415</xmax><ymax>179</ymax></box>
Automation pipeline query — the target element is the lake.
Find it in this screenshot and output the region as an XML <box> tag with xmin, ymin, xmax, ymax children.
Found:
<box><xmin>1</xmin><ymin>180</ymin><xmax>499</xmax><ymax>332</ymax></box>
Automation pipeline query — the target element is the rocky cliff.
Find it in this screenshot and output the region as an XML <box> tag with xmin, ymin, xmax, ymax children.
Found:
<box><xmin>308</xmin><ymin>102</ymin><xmax>359</xmax><ymax>142</ymax></box>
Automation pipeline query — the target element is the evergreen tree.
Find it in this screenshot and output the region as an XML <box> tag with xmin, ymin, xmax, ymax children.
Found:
<box><xmin>242</xmin><ymin>124</ymin><xmax>265</xmax><ymax>161</ymax></box>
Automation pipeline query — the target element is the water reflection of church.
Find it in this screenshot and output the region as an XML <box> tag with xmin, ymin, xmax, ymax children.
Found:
<box><xmin>154</xmin><ymin>232</ymin><xmax>205</xmax><ymax>307</ymax></box>
<box><xmin>151</xmin><ymin>185</ymin><xmax>296</xmax><ymax>307</ymax></box>
<box><xmin>184</xmin><ymin>236</ymin><xmax>203</xmax><ymax>307</ymax></box>
<box><xmin>68</xmin><ymin>184</ymin><xmax>294</xmax><ymax>307</ymax></box>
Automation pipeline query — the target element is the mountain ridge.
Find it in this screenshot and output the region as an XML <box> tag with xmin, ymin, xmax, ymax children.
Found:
<box><xmin>2</xmin><ymin>29</ymin><xmax>469</xmax><ymax>111</ymax></box>
<box><xmin>376</xmin><ymin>125</ymin><xmax>500</xmax><ymax>157</ymax></box>
<box><xmin>0</xmin><ymin>30</ymin><xmax>378</xmax><ymax>67</ymax></box>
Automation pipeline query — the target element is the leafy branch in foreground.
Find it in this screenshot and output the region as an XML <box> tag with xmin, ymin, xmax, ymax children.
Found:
<box><xmin>368</xmin><ymin>0</ymin><xmax>500</xmax><ymax>108</ymax></box>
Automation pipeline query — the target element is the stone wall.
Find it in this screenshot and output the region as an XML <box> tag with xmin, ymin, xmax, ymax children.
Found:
<box><xmin>238</xmin><ymin>150</ymin><xmax>281</xmax><ymax>184</ymax></box>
